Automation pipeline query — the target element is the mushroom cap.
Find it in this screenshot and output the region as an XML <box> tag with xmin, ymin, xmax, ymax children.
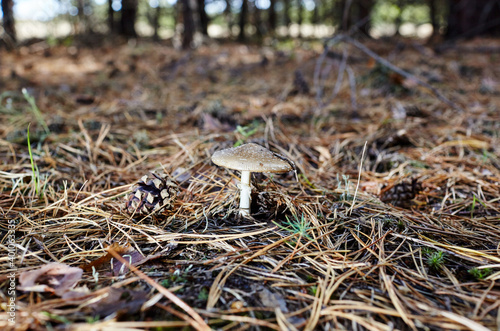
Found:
<box><xmin>212</xmin><ymin>143</ymin><xmax>294</xmax><ymax>173</ymax></box>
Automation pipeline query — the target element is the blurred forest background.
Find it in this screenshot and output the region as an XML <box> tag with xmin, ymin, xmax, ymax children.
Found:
<box><xmin>2</xmin><ymin>0</ymin><xmax>500</xmax><ymax>49</ymax></box>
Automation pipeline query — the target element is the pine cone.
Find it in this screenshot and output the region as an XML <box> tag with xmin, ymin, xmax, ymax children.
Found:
<box><xmin>126</xmin><ymin>172</ymin><xmax>179</xmax><ymax>215</ymax></box>
<box><xmin>380</xmin><ymin>178</ymin><xmax>422</xmax><ymax>207</ymax></box>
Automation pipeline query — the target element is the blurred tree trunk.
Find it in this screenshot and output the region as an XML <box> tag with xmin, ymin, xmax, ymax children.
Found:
<box><xmin>283</xmin><ymin>0</ymin><xmax>291</xmax><ymax>28</ymax></box>
<box><xmin>446</xmin><ymin>0</ymin><xmax>500</xmax><ymax>38</ymax></box>
<box><xmin>358</xmin><ymin>0</ymin><xmax>373</xmax><ymax>36</ymax></box>
<box><xmin>76</xmin><ymin>0</ymin><xmax>84</xmax><ymax>33</ymax></box>
<box><xmin>182</xmin><ymin>0</ymin><xmax>195</xmax><ymax>48</ymax></box>
<box><xmin>340</xmin><ymin>0</ymin><xmax>352</xmax><ymax>31</ymax></box>
<box><xmin>428</xmin><ymin>0</ymin><xmax>438</xmax><ymax>35</ymax></box>
<box><xmin>108</xmin><ymin>0</ymin><xmax>115</xmax><ymax>33</ymax></box>
<box><xmin>238</xmin><ymin>0</ymin><xmax>248</xmax><ymax>41</ymax></box>
<box><xmin>394</xmin><ymin>0</ymin><xmax>403</xmax><ymax>35</ymax></box>
<box><xmin>297</xmin><ymin>0</ymin><xmax>303</xmax><ymax>37</ymax></box>
<box><xmin>120</xmin><ymin>0</ymin><xmax>138</xmax><ymax>38</ymax></box>
<box><xmin>253</xmin><ymin>2</ymin><xmax>263</xmax><ymax>38</ymax></box>
<box><xmin>197</xmin><ymin>0</ymin><xmax>209</xmax><ymax>36</ymax></box>
<box><xmin>76</xmin><ymin>0</ymin><xmax>93</xmax><ymax>34</ymax></box>
<box><xmin>224</xmin><ymin>0</ymin><xmax>233</xmax><ymax>36</ymax></box>
<box><xmin>1</xmin><ymin>0</ymin><xmax>16</xmax><ymax>43</ymax></box>
<box><xmin>312</xmin><ymin>0</ymin><xmax>319</xmax><ymax>25</ymax></box>
<box><xmin>152</xmin><ymin>3</ymin><xmax>161</xmax><ymax>40</ymax></box>
<box><xmin>268</xmin><ymin>0</ymin><xmax>277</xmax><ymax>33</ymax></box>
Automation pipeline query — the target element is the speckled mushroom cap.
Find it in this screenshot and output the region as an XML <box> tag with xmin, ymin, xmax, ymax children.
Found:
<box><xmin>212</xmin><ymin>143</ymin><xmax>294</xmax><ymax>173</ymax></box>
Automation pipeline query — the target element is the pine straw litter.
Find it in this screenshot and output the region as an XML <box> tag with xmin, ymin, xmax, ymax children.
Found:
<box><xmin>1</xmin><ymin>38</ymin><xmax>500</xmax><ymax>330</ymax></box>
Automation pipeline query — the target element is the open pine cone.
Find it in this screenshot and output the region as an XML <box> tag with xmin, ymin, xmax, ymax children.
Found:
<box><xmin>126</xmin><ymin>172</ymin><xmax>179</xmax><ymax>215</ymax></box>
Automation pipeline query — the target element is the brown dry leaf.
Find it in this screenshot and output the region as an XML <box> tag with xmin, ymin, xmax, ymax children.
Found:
<box><xmin>81</xmin><ymin>242</ymin><xmax>178</xmax><ymax>276</ymax></box>
<box><xmin>257</xmin><ymin>288</ymin><xmax>288</xmax><ymax>313</ymax></box>
<box><xmin>83</xmin><ymin>287</ymin><xmax>148</xmax><ymax>317</ymax></box>
<box><xmin>314</xmin><ymin>146</ymin><xmax>331</xmax><ymax>163</ymax></box>
<box><xmin>18</xmin><ymin>263</ymin><xmax>83</xmax><ymax>296</ymax></box>
<box><xmin>80</xmin><ymin>242</ymin><xmax>132</xmax><ymax>273</ymax></box>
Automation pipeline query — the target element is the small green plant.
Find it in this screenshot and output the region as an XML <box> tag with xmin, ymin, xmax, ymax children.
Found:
<box><xmin>337</xmin><ymin>174</ymin><xmax>351</xmax><ymax>203</ymax></box>
<box><xmin>233</xmin><ymin>122</ymin><xmax>259</xmax><ymax>146</ymax></box>
<box><xmin>92</xmin><ymin>266</ymin><xmax>99</xmax><ymax>284</ymax></box>
<box><xmin>299</xmin><ymin>173</ymin><xmax>315</xmax><ymax>189</ymax></box>
<box><xmin>85</xmin><ymin>315</ymin><xmax>100</xmax><ymax>324</ymax></box>
<box><xmin>308</xmin><ymin>285</ymin><xmax>318</xmax><ymax>296</ymax></box>
<box><xmin>27</xmin><ymin>124</ymin><xmax>41</xmax><ymax>197</ymax></box>
<box><xmin>197</xmin><ymin>287</ymin><xmax>209</xmax><ymax>301</ymax></box>
<box><xmin>275</xmin><ymin>214</ymin><xmax>312</xmax><ymax>240</ymax></box>
<box><xmin>425</xmin><ymin>250</ymin><xmax>446</xmax><ymax>271</ymax></box>
<box><xmin>470</xmin><ymin>195</ymin><xmax>487</xmax><ymax>218</ymax></box>
<box><xmin>41</xmin><ymin>311</ymin><xmax>71</xmax><ymax>324</ymax></box>
<box><xmin>22</xmin><ymin>88</ymin><xmax>50</xmax><ymax>134</ymax></box>
<box><xmin>396</xmin><ymin>219</ymin><xmax>405</xmax><ymax>232</ymax></box>
<box><xmin>161</xmin><ymin>265</ymin><xmax>193</xmax><ymax>288</ymax></box>
<box><xmin>468</xmin><ymin>267</ymin><xmax>492</xmax><ymax>280</ymax></box>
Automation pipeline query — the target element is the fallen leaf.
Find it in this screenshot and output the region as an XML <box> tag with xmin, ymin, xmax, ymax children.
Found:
<box><xmin>83</xmin><ymin>287</ymin><xmax>148</xmax><ymax>317</ymax></box>
<box><xmin>19</xmin><ymin>263</ymin><xmax>83</xmax><ymax>296</ymax></box>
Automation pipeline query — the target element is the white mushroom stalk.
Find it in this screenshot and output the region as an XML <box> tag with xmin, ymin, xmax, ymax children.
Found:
<box><xmin>239</xmin><ymin>170</ymin><xmax>252</xmax><ymax>216</ymax></box>
<box><xmin>211</xmin><ymin>143</ymin><xmax>295</xmax><ymax>217</ymax></box>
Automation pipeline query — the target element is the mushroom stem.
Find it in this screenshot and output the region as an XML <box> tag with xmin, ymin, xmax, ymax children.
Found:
<box><xmin>239</xmin><ymin>170</ymin><xmax>252</xmax><ymax>216</ymax></box>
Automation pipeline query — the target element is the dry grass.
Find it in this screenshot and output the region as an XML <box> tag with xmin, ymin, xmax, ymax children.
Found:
<box><xmin>1</xmin><ymin>37</ymin><xmax>499</xmax><ymax>330</ymax></box>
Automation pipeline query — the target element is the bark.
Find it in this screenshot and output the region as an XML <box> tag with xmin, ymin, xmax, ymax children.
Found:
<box><xmin>224</xmin><ymin>0</ymin><xmax>232</xmax><ymax>32</ymax></box>
<box><xmin>153</xmin><ymin>4</ymin><xmax>161</xmax><ymax>40</ymax></box>
<box><xmin>108</xmin><ymin>0</ymin><xmax>115</xmax><ymax>33</ymax></box>
<box><xmin>297</xmin><ymin>0</ymin><xmax>303</xmax><ymax>37</ymax></box>
<box><xmin>428</xmin><ymin>0</ymin><xmax>438</xmax><ymax>35</ymax></box>
<box><xmin>283</xmin><ymin>0</ymin><xmax>291</xmax><ymax>27</ymax></box>
<box><xmin>446</xmin><ymin>0</ymin><xmax>500</xmax><ymax>38</ymax></box>
<box><xmin>312</xmin><ymin>0</ymin><xmax>319</xmax><ymax>25</ymax></box>
<box><xmin>119</xmin><ymin>0</ymin><xmax>138</xmax><ymax>38</ymax></box>
<box><xmin>340</xmin><ymin>0</ymin><xmax>352</xmax><ymax>31</ymax></box>
<box><xmin>1</xmin><ymin>0</ymin><xmax>16</xmax><ymax>43</ymax></box>
<box><xmin>268</xmin><ymin>0</ymin><xmax>277</xmax><ymax>32</ymax></box>
<box><xmin>182</xmin><ymin>0</ymin><xmax>195</xmax><ymax>48</ymax></box>
<box><xmin>253</xmin><ymin>2</ymin><xmax>263</xmax><ymax>38</ymax></box>
<box><xmin>238</xmin><ymin>0</ymin><xmax>248</xmax><ymax>41</ymax></box>
<box><xmin>358</xmin><ymin>0</ymin><xmax>374</xmax><ymax>36</ymax></box>
<box><xmin>197</xmin><ymin>0</ymin><xmax>209</xmax><ymax>36</ymax></box>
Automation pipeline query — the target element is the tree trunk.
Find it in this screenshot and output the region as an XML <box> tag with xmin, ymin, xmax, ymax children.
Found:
<box><xmin>120</xmin><ymin>0</ymin><xmax>138</xmax><ymax>38</ymax></box>
<box><xmin>152</xmin><ymin>3</ymin><xmax>161</xmax><ymax>40</ymax></box>
<box><xmin>224</xmin><ymin>0</ymin><xmax>233</xmax><ymax>36</ymax></box>
<box><xmin>197</xmin><ymin>0</ymin><xmax>209</xmax><ymax>36</ymax></box>
<box><xmin>182</xmin><ymin>0</ymin><xmax>195</xmax><ymax>48</ymax></box>
<box><xmin>340</xmin><ymin>0</ymin><xmax>352</xmax><ymax>31</ymax></box>
<box><xmin>297</xmin><ymin>0</ymin><xmax>303</xmax><ymax>37</ymax></box>
<box><xmin>394</xmin><ymin>0</ymin><xmax>403</xmax><ymax>35</ymax></box>
<box><xmin>268</xmin><ymin>0</ymin><xmax>277</xmax><ymax>33</ymax></box>
<box><xmin>312</xmin><ymin>0</ymin><xmax>319</xmax><ymax>25</ymax></box>
<box><xmin>238</xmin><ymin>0</ymin><xmax>248</xmax><ymax>41</ymax></box>
<box><xmin>108</xmin><ymin>0</ymin><xmax>115</xmax><ymax>33</ymax></box>
<box><xmin>1</xmin><ymin>0</ymin><xmax>16</xmax><ymax>43</ymax></box>
<box><xmin>283</xmin><ymin>0</ymin><xmax>291</xmax><ymax>28</ymax></box>
<box><xmin>253</xmin><ymin>2</ymin><xmax>263</xmax><ymax>38</ymax></box>
<box><xmin>358</xmin><ymin>0</ymin><xmax>373</xmax><ymax>36</ymax></box>
<box><xmin>446</xmin><ymin>0</ymin><xmax>500</xmax><ymax>38</ymax></box>
<box><xmin>428</xmin><ymin>0</ymin><xmax>438</xmax><ymax>35</ymax></box>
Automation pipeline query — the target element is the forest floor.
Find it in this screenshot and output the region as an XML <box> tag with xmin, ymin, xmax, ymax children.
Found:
<box><xmin>1</xmin><ymin>36</ymin><xmax>499</xmax><ymax>330</ymax></box>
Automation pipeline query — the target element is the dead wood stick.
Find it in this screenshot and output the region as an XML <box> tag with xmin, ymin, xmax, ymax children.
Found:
<box><xmin>336</xmin><ymin>35</ymin><xmax>465</xmax><ymax>113</ymax></box>
<box><xmin>108</xmin><ymin>247</ymin><xmax>210</xmax><ymax>331</ymax></box>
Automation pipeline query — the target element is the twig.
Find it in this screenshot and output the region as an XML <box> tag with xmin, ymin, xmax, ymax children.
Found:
<box><xmin>107</xmin><ymin>247</ymin><xmax>210</xmax><ymax>331</ymax></box>
<box><xmin>348</xmin><ymin>141</ymin><xmax>367</xmax><ymax>215</ymax></box>
<box><xmin>346</xmin><ymin>65</ymin><xmax>357</xmax><ymax>110</ymax></box>
<box><xmin>338</xmin><ymin>35</ymin><xmax>465</xmax><ymax>112</ymax></box>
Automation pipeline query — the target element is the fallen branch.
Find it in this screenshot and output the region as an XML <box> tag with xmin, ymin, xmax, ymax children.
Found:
<box><xmin>321</xmin><ymin>34</ymin><xmax>465</xmax><ymax>113</ymax></box>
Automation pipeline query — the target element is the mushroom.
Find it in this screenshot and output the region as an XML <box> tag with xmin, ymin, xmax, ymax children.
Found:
<box><xmin>211</xmin><ymin>143</ymin><xmax>295</xmax><ymax>217</ymax></box>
